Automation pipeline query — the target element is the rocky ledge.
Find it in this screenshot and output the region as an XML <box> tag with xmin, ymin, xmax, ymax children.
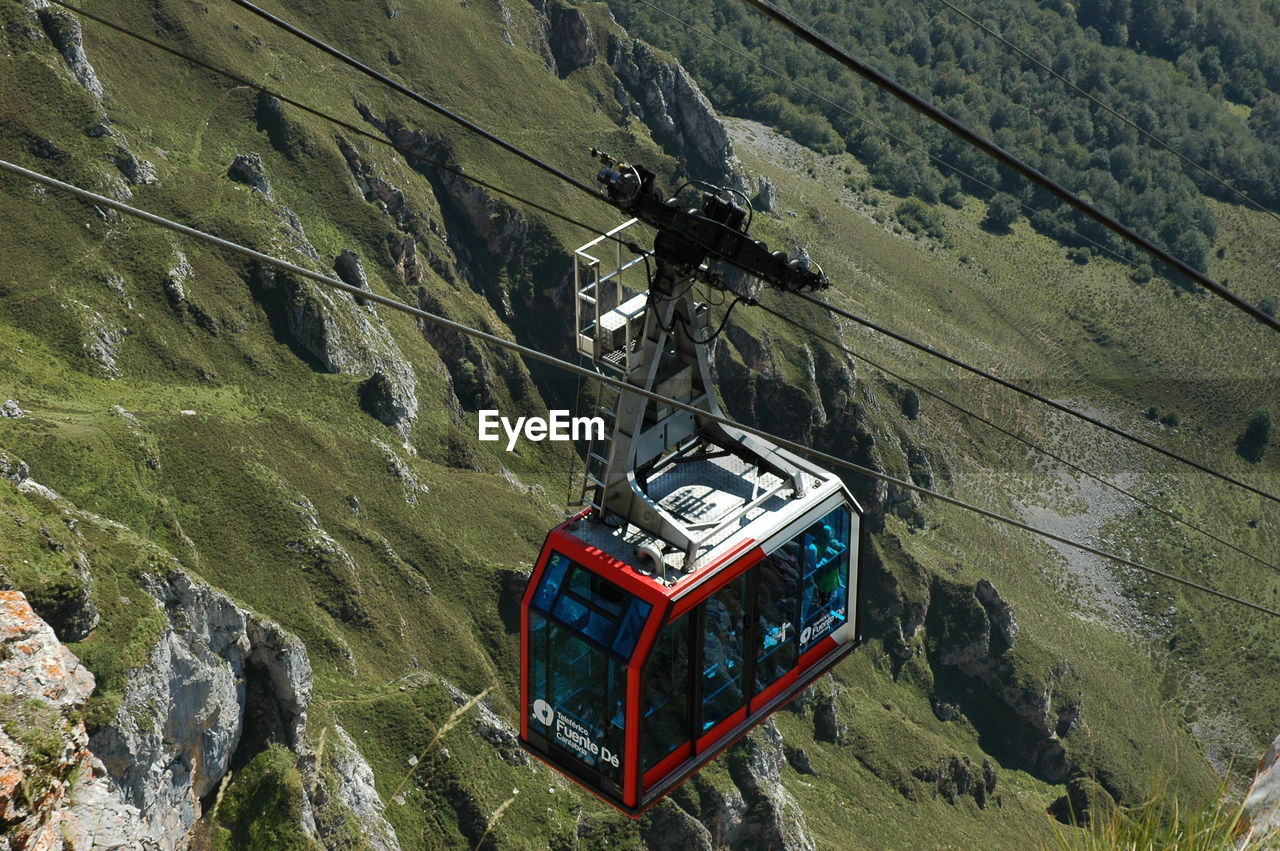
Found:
<box><xmin>0</xmin><ymin>590</ymin><xmax>151</xmax><ymax>850</ymax></box>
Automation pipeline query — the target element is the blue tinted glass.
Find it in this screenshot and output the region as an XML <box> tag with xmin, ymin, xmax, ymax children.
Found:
<box><xmin>641</xmin><ymin>617</ymin><xmax>689</xmax><ymax>772</ymax></box>
<box><xmin>527</xmin><ymin>618</ymin><xmax>627</xmax><ymax>782</ymax></box>
<box><xmin>569</xmin><ymin>566</ymin><xmax>624</xmax><ymax>618</ymax></box>
<box><xmin>611</xmin><ymin>598</ymin><xmax>652</xmax><ymax>657</ymax></box>
<box><xmin>701</xmin><ymin>576</ymin><xmax>745</xmax><ymax>731</ymax></box>
<box><xmin>800</xmin><ymin>506</ymin><xmax>851</xmax><ymax>650</ymax></box>
<box><xmin>533</xmin><ymin>553</ymin><xmax>570</xmax><ymax>612</ymax></box>
<box><xmin>555</xmin><ymin>593</ymin><xmax>617</xmax><ymax>647</ymax></box>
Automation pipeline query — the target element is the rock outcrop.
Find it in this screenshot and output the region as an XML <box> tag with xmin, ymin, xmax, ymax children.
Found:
<box><xmin>753</xmin><ymin>175</ymin><xmax>778</xmax><ymax>213</ymax></box>
<box><xmin>928</xmin><ymin>577</ymin><xmax>1076</xmax><ymax>783</ymax></box>
<box><xmin>227</xmin><ymin>152</ymin><xmax>273</xmax><ymax>198</ymax></box>
<box><xmin>1244</xmin><ymin>733</ymin><xmax>1280</xmax><ymax>844</ymax></box>
<box><xmin>609</xmin><ymin>34</ymin><xmax>748</xmax><ymax>192</ymax></box>
<box><xmin>249</xmin><ymin>255</ymin><xmax>419</xmax><ymax>436</ymax></box>
<box><xmin>36</xmin><ymin>7</ymin><xmax>104</xmax><ymax>101</ymax></box>
<box><xmin>0</xmin><ymin>450</ymin><xmax>59</xmax><ymax>501</ymax></box>
<box><xmin>912</xmin><ymin>755</ymin><xmax>999</xmax><ymax>809</ymax></box>
<box><xmin>307</xmin><ymin>725</ymin><xmax>401</xmax><ymax>850</ymax></box>
<box><xmin>0</xmin><ymin>590</ymin><xmax>152</xmax><ymax>850</ymax></box>
<box><xmin>724</xmin><ymin>720</ymin><xmax>816</xmax><ymax>850</ymax></box>
<box><xmin>88</xmin><ymin>569</ymin><xmax>312</xmax><ymax>847</ymax></box>
<box><xmin>659</xmin><ymin>720</ymin><xmax>815</xmax><ymax>850</ymax></box>
<box><xmin>545</xmin><ymin>0</ymin><xmax>597</xmax><ymax>76</ymax></box>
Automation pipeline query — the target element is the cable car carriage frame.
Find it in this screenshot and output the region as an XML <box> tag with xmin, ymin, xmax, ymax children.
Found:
<box><xmin>519</xmin><ymin>179</ymin><xmax>863</xmax><ymax>815</ymax></box>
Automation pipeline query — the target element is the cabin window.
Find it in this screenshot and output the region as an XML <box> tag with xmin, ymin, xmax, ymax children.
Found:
<box><xmin>799</xmin><ymin>505</ymin><xmax>851</xmax><ymax>651</ymax></box>
<box><xmin>700</xmin><ymin>574</ymin><xmax>747</xmax><ymax>732</ymax></box>
<box><xmin>755</xmin><ymin>551</ymin><xmax>799</xmax><ymax>692</ymax></box>
<box><xmin>528</xmin><ymin>552</ymin><xmax>650</xmax><ymax>783</ymax></box>
<box><xmin>641</xmin><ymin>616</ymin><xmax>689</xmax><ymax>771</ymax></box>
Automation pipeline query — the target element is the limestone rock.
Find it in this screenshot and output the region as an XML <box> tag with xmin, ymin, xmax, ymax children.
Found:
<box><xmin>0</xmin><ymin>590</ymin><xmax>151</xmax><ymax>850</ymax></box>
<box><xmin>308</xmin><ymin>725</ymin><xmax>401</xmax><ymax>850</ymax></box>
<box><xmin>725</xmin><ymin>720</ymin><xmax>816</xmax><ymax>850</ymax></box>
<box><xmin>0</xmin><ymin>450</ymin><xmax>60</xmax><ymax>501</ymax></box>
<box><xmin>753</xmin><ymin>175</ymin><xmax>777</xmax><ymax>213</ymax></box>
<box><xmin>1244</xmin><ymin>733</ymin><xmax>1280</xmax><ymax>844</ymax></box>
<box><xmin>249</xmin><ymin>255</ymin><xmax>419</xmax><ymax>436</ymax></box>
<box><xmin>928</xmin><ymin>577</ymin><xmax>1074</xmax><ymax>783</ymax></box>
<box><xmin>609</xmin><ymin>34</ymin><xmax>748</xmax><ymax>192</ymax></box>
<box><xmin>114</xmin><ymin>151</ymin><xmax>158</xmax><ymax>186</ymax></box>
<box><xmin>812</xmin><ymin>688</ymin><xmax>846</xmax><ymax>744</ymax></box>
<box><xmin>976</xmin><ymin>578</ymin><xmax>1018</xmax><ymax>650</ymax></box>
<box><xmin>88</xmin><ymin>569</ymin><xmax>313</xmax><ymax>847</ymax></box>
<box><xmin>373</xmin><ymin>439</ymin><xmax>429</xmax><ymax>505</ymax></box>
<box><xmin>640</xmin><ymin>799</ymin><xmax>713</xmax><ymax>851</ymax></box>
<box><xmin>912</xmin><ymin>755</ymin><xmax>999</xmax><ymax>809</ymax></box>
<box><xmin>1</xmin><ymin>400</ymin><xmax>23</xmax><ymax>418</ymax></box>
<box><xmin>163</xmin><ymin>251</ymin><xmax>190</xmax><ymax>308</ymax></box>
<box><xmin>546</xmin><ymin>1</ymin><xmax>596</xmax><ymax>77</ymax></box>
<box><xmin>227</xmin><ymin>152</ymin><xmax>273</xmax><ymax>198</ymax></box>
<box><xmin>36</xmin><ymin>8</ymin><xmax>104</xmax><ymax>101</ymax></box>
<box><xmin>442</xmin><ymin>681</ymin><xmax>528</xmax><ymax>767</ymax></box>
<box><xmin>336</xmin><ymin>137</ymin><xmax>415</xmax><ymax>232</ymax></box>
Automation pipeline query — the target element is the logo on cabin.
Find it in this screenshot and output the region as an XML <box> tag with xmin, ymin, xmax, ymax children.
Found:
<box><xmin>532</xmin><ymin>698</ymin><xmax>555</xmax><ymax>727</ymax></box>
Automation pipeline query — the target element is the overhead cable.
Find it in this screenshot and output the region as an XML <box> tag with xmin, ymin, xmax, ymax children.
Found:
<box><xmin>4</xmin><ymin>157</ymin><xmax>1274</xmax><ymax>619</ymax></box>
<box><xmin>739</xmin><ymin>0</ymin><xmax>1280</xmax><ymax>334</ymax></box>
<box><xmin>932</xmin><ymin>0</ymin><xmax>1280</xmax><ymax>227</ymax></box>
<box><xmin>47</xmin><ymin>1</ymin><xmax>650</xmax><ymax>260</ymax></box>
<box><xmin>632</xmin><ymin>0</ymin><xmax>1138</xmax><ymax>271</ymax></box>
<box><xmin>798</xmin><ymin>290</ymin><xmax>1280</xmax><ymax>507</ymax></box>
<box><xmin>29</xmin><ymin>4</ymin><xmax>1280</xmax><ymax>585</ymax></box>
<box><xmin>226</xmin><ymin>0</ymin><xmax>608</xmax><ymax>204</ymax></box>
<box><xmin>753</xmin><ymin>298</ymin><xmax>1280</xmax><ymax>574</ymax></box>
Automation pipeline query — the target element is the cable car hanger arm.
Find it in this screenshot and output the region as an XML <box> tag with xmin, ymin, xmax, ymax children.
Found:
<box><xmin>590</xmin><ymin>150</ymin><xmax>828</xmax><ymax>296</ymax></box>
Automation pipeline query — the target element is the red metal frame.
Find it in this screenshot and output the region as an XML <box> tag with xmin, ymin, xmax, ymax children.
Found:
<box><xmin>519</xmin><ymin>501</ymin><xmax>860</xmax><ymax>817</ymax></box>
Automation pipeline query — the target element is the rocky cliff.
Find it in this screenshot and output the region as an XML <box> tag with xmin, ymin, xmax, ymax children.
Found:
<box><xmin>0</xmin><ymin>455</ymin><xmax>400</xmax><ymax>849</ymax></box>
<box><xmin>0</xmin><ymin>590</ymin><xmax>150</xmax><ymax>850</ymax></box>
<box><xmin>1244</xmin><ymin>734</ymin><xmax>1280</xmax><ymax>845</ymax></box>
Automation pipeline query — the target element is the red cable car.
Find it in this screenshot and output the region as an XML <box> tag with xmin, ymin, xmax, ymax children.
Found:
<box><xmin>519</xmin><ymin>208</ymin><xmax>862</xmax><ymax>815</ymax></box>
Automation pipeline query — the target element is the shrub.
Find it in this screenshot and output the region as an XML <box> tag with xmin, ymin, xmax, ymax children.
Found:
<box><xmin>1236</xmin><ymin>409</ymin><xmax>1273</xmax><ymax>463</ymax></box>
<box><xmin>981</xmin><ymin>195</ymin><xmax>1020</xmax><ymax>234</ymax></box>
<box><xmin>894</xmin><ymin>198</ymin><xmax>944</xmax><ymax>239</ymax></box>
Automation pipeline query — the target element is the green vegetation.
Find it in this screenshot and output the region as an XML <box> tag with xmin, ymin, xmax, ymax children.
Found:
<box><xmin>610</xmin><ymin>0</ymin><xmax>1280</xmax><ymax>271</ymax></box>
<box><xmin>1237</xmin><ymin>409</ymin><xmax>1273</xmax><ymax>462</ymax></box>
<box><xmin>1047</xmin><ymin>782</ymin><xmax>1271</xmax><ymax>850</ymax></box>
<box><xmin>212</xmin><ymin>745</ymin><xmax>319</xmax><ymax>850</ymax></box>
<box><xmin>0</xmin><ymin>0</ymin><xmax>1276</xmax><ymax>847</ymax></box>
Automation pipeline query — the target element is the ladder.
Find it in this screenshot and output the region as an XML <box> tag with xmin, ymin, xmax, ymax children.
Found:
<box><xmin>577</xmin><ymin>376</ymin><xmax>620</xmax><ymax>511</ymax></box>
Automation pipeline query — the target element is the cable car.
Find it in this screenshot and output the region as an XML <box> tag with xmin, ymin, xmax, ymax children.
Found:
<box><xmin>520</xmin><ymin>462</ymin><xmax>860</xmax><ymax>814</ymax></box>
<box><xmin>518</xmin><ymin>194</ymin><xmax>862</xmax><ymax>815</ymax></box>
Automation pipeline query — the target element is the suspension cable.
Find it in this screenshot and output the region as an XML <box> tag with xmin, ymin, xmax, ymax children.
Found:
<box><xmin>114</xmin><ymin>0</ymin><xmax>1272</xmax><ymax>506</ymax></box>
<box><xmin>738</xmin><ymin>0</ymin><xmax>1280</xmax><ymax>334</ymax></box>
<box><xmin>4</xmin><ymin>157</ymin><xmax>1274</xmax><ymax>618</ymax></box>
<box><xmin>631</xmin><ymin>0</ymin><xmax>1139</xmax><ymax>272</ymax></box>
<box><xmin>931</xmin><ymin>0</ymin><xmax>1280</xmax><ymax>227</ymax></box>
<box><xmin>752</xmin><ymin>298</ymin><xmax>1280</xmax><ymax>574</ymax></box>
<box><xmin>46</xmin><ymin>1</ymin><xmax>652</xmax><ymax>266</ymax></box>
<box><xmin>797</xmin><ymin>290</ymin><xmax>1280</xmax><ymax>506</ymax></box>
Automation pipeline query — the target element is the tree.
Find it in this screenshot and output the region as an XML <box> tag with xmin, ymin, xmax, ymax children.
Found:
<box><xmin>1236</xmin><ymin>409</ymin><xmax>1273</xmax><ymax>463</ymax></box>
<box><xmin>981</xmin><ymin>195</ymin><xmax>1020</xmax><ymax>234</ymax></box>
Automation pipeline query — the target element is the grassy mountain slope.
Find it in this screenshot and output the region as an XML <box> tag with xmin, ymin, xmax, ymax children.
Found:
<box><xmin>1</xmin><ymin>0</ymin><xmax>1277</xmax><ymax>848</ymax></box>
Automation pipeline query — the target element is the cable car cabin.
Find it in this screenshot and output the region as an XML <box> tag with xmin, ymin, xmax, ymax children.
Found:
<box><xmin>519</xmin><ymin>452</ymin><xmax>861</xmax><ymax>815</ymax></box>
